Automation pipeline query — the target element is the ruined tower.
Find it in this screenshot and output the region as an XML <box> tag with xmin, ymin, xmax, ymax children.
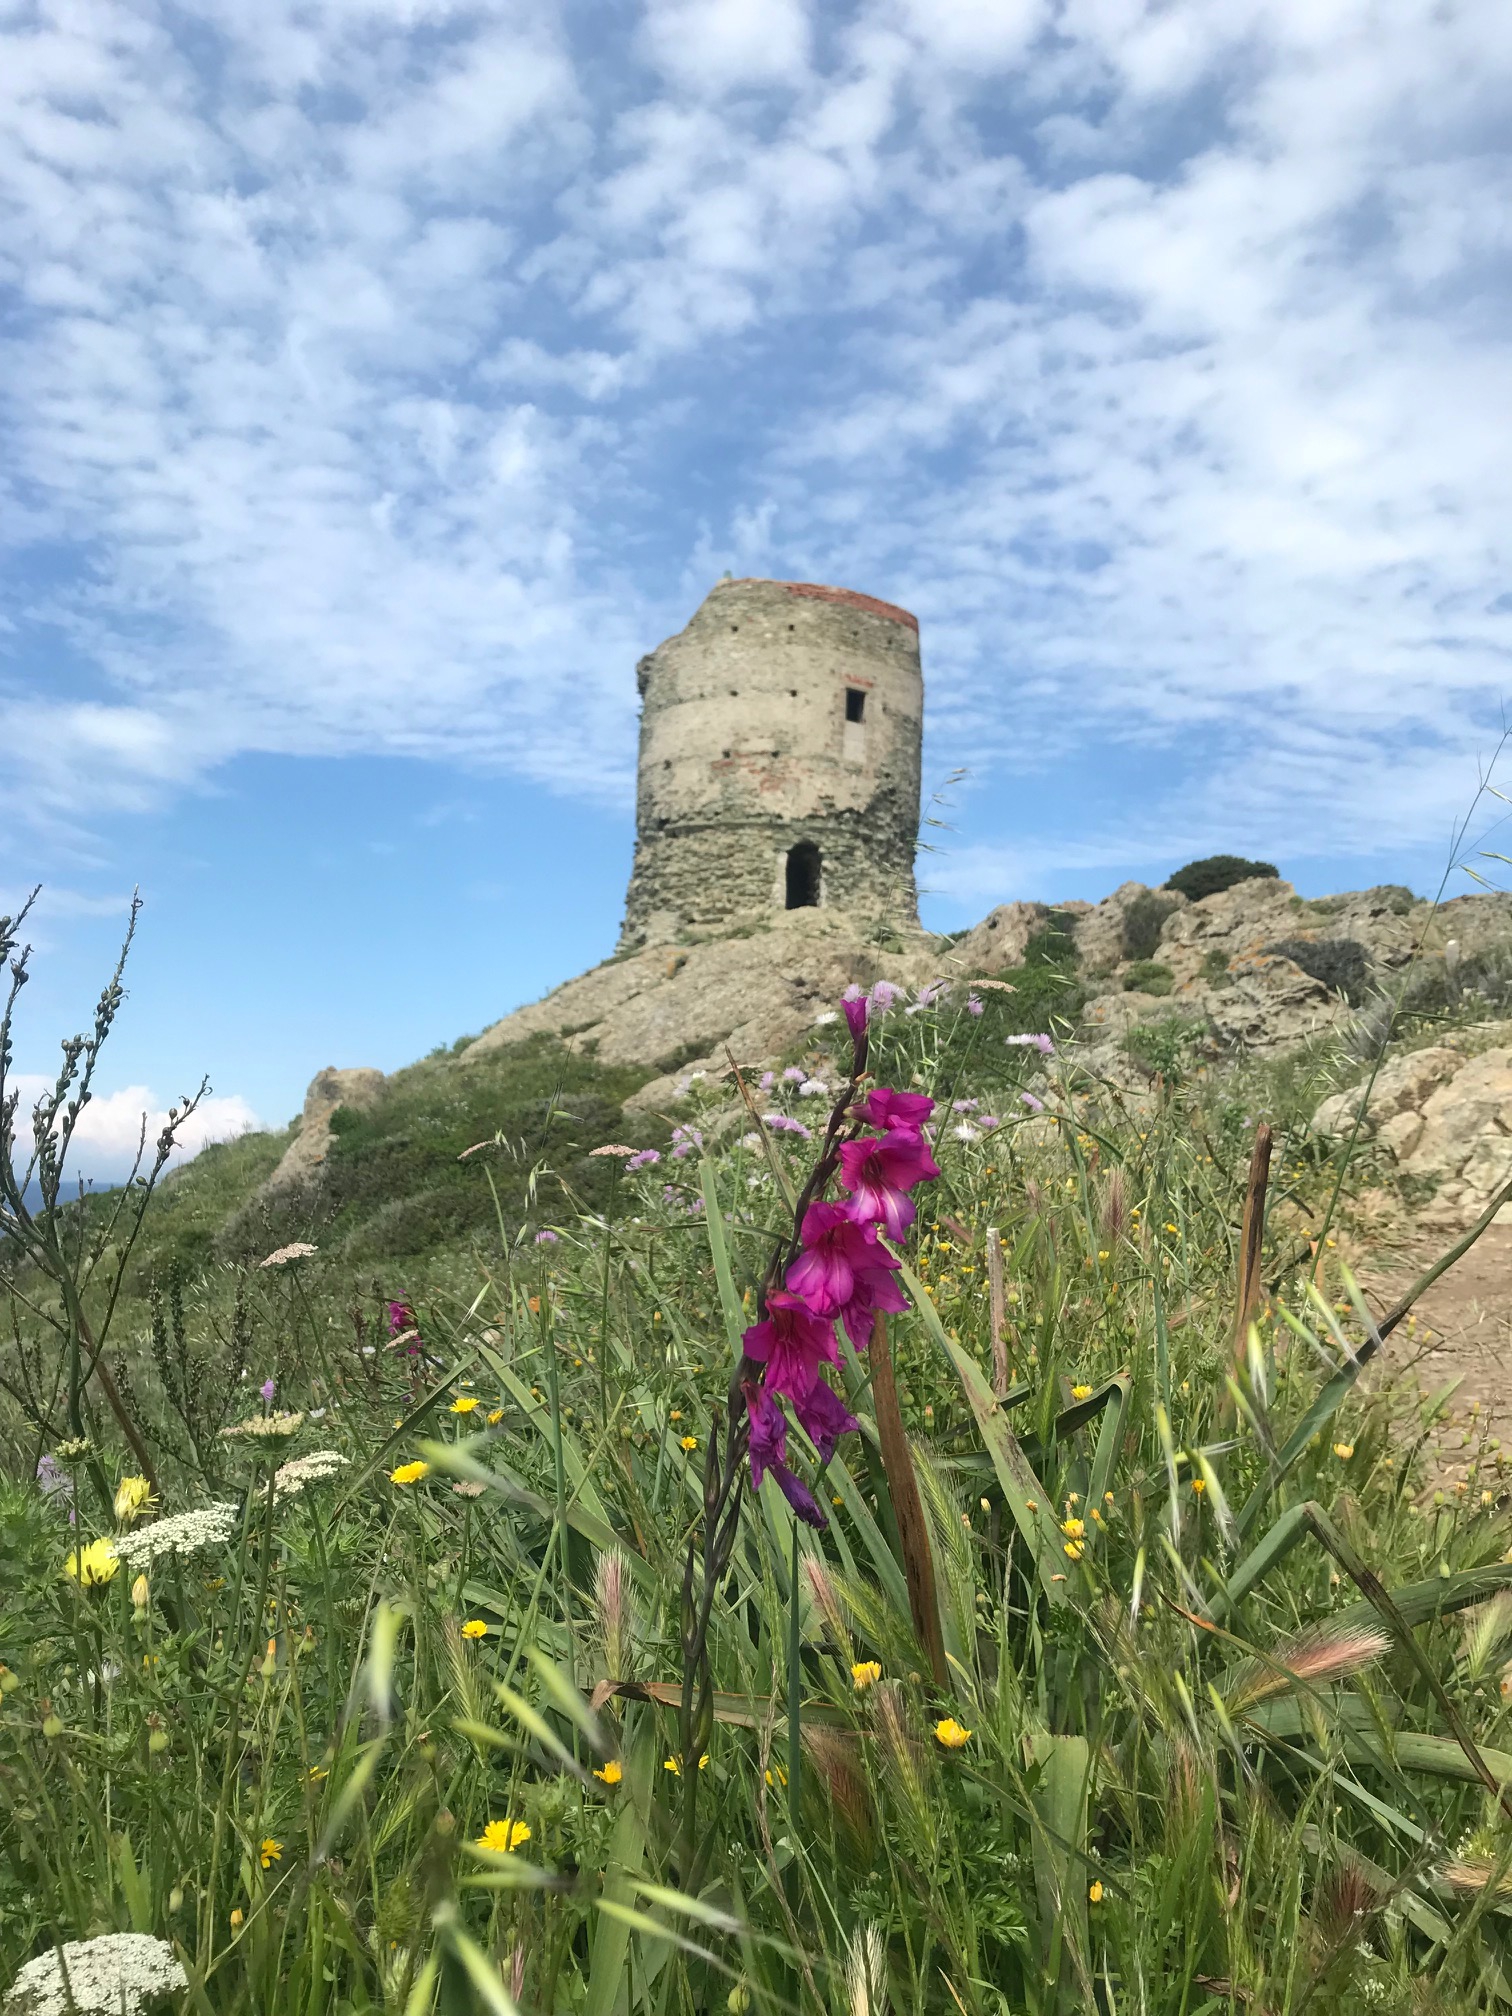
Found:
<box><xmin>619</xmin><ymin>578</ymin><xmax>923</xmax><ymax>950</ymax></box>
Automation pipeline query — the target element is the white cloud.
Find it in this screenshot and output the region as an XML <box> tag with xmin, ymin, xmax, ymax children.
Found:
<box><xmin>0</xmin><ymin>0</ymin><xmax>1508</xmax><ymax>887</ymax></box>
<box><xmin>10</xmin><ymin>1077</ymin><xmax>260</xmax><ymax>1183</ymax></box>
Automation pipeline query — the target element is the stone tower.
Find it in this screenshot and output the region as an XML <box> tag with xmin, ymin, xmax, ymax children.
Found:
<box><xmin>619</xmin><ymin>577</ymin><xmax>923</xmax><ymax>950</ymax></box>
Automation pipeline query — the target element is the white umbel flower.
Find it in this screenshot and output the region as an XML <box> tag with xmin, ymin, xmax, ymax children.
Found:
<box><xmin>114</xmin><ymin>1503</ymin><xmax>241</xmax><ymax>1566</ymax></box>
<box><xmin>273</xmin><ymin>1450</ymin><xmax>349</xmax><ymax>1502</ymax></box>
<box><xmin>5</xmin><ymin>1932</ymin><xmax>187</xmax><ymax>2013</ymax></box>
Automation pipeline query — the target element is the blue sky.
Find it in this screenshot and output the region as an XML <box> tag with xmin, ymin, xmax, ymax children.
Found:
<box><xmin>3</xmin><ymin>0</ymin><xmax>1510</xmax><ymax>1175</ymax></box>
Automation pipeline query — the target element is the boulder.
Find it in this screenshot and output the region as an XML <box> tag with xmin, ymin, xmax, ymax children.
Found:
<box><xmin>1312</xmin><ymin>1046</ymin><xmax>1463</xmax><ymax>1139</ymax></box>
<box><xmin>943</xmin><ymin>901</ymin><xmax>1046</xmax><ymax>978</ymax></box>
<box><xmin>265</xmin><ymin>1065</ymin><xmax>386</xmax><ymax>1191</ymax></box>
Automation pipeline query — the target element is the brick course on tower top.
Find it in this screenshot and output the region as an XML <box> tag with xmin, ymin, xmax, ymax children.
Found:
<box><xmin>618</xmin><ymin>577</ymin><xmax>924</xmax><ymax>951</ymax></box>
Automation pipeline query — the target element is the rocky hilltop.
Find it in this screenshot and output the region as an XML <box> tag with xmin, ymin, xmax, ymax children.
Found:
<box><xmin>266</xmin><ymin>865</ymin><xmax>1512</xmax><ymax>1199</ymax></box>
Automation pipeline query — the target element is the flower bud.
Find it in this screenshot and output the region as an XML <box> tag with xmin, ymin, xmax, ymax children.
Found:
<box><xmin>132</xmin><ymin>1575</ymin><xmax>150</xmax><ymax>1612</ymax></box>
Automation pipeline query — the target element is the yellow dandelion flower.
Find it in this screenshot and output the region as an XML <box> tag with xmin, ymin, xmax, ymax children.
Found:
<box><xmin>1063</xmin><ymin>1541</ymin><xmax>1084</xmax><ymax>1560</ymax></box>
<box><xmin>851</xmin><ymin>1660</ymin><xmax>882</xmax><ymax>1691</ymax></box>
<box><xmin>450</xmin><ymin>1395</ymin><xmax>480</xmax><ymax>1415</ymax></box>
<box><xmin>389</xmin><ymin>1461</ymin><xmax>429</xmax><ymax>1486</ymax></box>
<box><xmin>1062</xmin><ymin>1518</ymin><xmax>1085</xmax><ymax>1539</ymax></box>
<box><xmin>670</xmin><ymin>1409</ymin><xmax>684</xmax><ymax>1422</ymax></box>
<box><xmin>461</xmin><ymin>1619</ymin><xmax>488</xmax><ymax>1640</ymax></box>
<box><xmin>487</xmin><ymin>1409</ymin><xmax>504</xmax><ymax>1425</ymax></box>
<box><xmin>1191</xmin><ymin>1477</ymin><xmax>1205</xmax><ymax>1495</ymax></box>
<box><xmin>594</xmin><ymin>1759</ymin><xmax>623</xmax><ymax>1785</ymax></box>
<box><xmin>1333</xmin><ymin>1442</ymin><xmax>1354</xmax><ymax>1461</ymax></box>
<box><xmin>934</xmin><ymin>1718</ymin><xmax>972</xmax><ymax>1749</ymax></box>
<box><xmin>64</xmin><ymin>1537</ymin><xmax>119</xmax><ymax>1588</ymax></box>
<box><xmin>1089</xmin><ymin>1881</ymin><xmax>1104</xmax><ymax>1904</ymax></box>
<box><xmin>113</xmin><ymin>1475</ymin><xmax>156</xmax><ymax>1525</ymax></box>
<box><xmin>259</xmin><ymin>1837</ymin><xmax>282</xmax><ymax>1869</ymax></box>
<box><xmin>681</xmin><ymin>1435</ymin><xmax>699</xmax><ymax>1451</ymax></box>
<box><xmin>664</xmin><ymin>1756</ymin><xmax>680</xmax><ymax>1775</ymax></box>
<box><xmin>1070</xmin><ymin>1384</ymin><xmax>1093</xmax><ymax>1401</ymax></box>
<box><xmin>476</xmin><ymin>1818</ymin><xmax>531</xmax><ymax>1853</ymax></box>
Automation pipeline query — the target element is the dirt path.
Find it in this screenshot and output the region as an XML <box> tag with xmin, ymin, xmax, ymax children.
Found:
<box><xmin>1359</xmin><ymin>1218</ymin><xmax>1512</xmax><ymax>1489</ymax></box>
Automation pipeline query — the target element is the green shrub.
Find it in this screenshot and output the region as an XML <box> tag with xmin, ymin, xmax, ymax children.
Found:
<box><xmin>1164</xmin><ymin>854</ymin><xmax>1279</xmax><ymax>903</ymax></box>
<box><xmin>1126</xmin><ymin>1009</ymin><xmax>1207</xmax><ymax>1081</ymax></box>
<box><xmin>1201</xmin><ymin>946</ymin><xmax>1231</xmax><ymax>985</ymax></box>
<box><xmin>1123</xmin><ymin>959</ymin><xmax>1174</xmax><ymax>996</ymax></box>
<box><xmin>1268</xmin><ymin>936</ymin><xmax>1371</xmax><ymax>1005</ymax></box>
<box><xmin>1020</xmin><ymin>908</ymin><xmax>1081</xmax><ymax>969</ymax></box>
<box><xmin>1120</xmin><ymin>889</ymin><xmax>1178</xmax><ymax>962</ymax></box>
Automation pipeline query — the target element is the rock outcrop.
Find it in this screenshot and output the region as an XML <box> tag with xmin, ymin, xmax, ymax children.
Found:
<box><xmin>266</xmin><ymin>1066</ymin><xmax>386</xmax><ymax>1191</ymax></box>
<box><xmin>1314</xmin><ymin>1031</ymin><xmax>1512</xmax><ymax>1227</ymax></box>
<box><xmin>467</xmin><ymin>910</ymin><xmax>948</xmax><ymax>1112</ymax></box>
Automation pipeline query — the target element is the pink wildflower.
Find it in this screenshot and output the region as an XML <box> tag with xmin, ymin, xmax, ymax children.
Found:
<box><xmin>836</xmin><ymin>1129</ymin><xmax>940</xmax><ymax>1240</ymax></box>
<box><xmin>850</xmin><ymin>1087</ymin><xmax>935</xmax><ymax>1133</ymax></box>
<box><xmin>742</xmin><ymin>1289</ymin><xmax>840</xmax><ymax>1401</ymax></box>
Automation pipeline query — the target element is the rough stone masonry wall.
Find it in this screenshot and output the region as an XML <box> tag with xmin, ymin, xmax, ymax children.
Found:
<box><xmin>619</xmin><ymin>578</ymin><xmax>924</xmax><ymax>948</ymax></box>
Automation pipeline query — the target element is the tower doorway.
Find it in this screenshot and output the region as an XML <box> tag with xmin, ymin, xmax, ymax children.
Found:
<box><xmin>785</xmin><ymin>842</ymin><xmax>821</xmax><ymax>910</ymax></box>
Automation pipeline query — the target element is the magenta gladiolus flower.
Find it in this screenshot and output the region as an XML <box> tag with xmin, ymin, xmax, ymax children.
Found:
<box><xmin>841</xmin><ymin>985</ymin><xmax>869</xmax><ymax>1043</ymax></box>
<box><xmin>745</xmin><ymin>1383</ymin><xmax>825</xmax><ymax>1528</ymax></box>
<box><xmin>388</xmin><ymin>1301</ymin><xmax>416</xmax><ymax>1335</ymax></box>
<box><xmin>836</xmin><ymin>1128</ymin><xmax>941</xmax><ymax>1240</ymax></box>
<box><xmin>850</xmin><ymin>1087</ymin><xmax>935</xmax><ymax>1134</ymax></box>
<box><xmin>792</xmin><ymin>1376</ymin><xmax>858</xmax><ymax>1462</ymax></box>
<box><xmin>785</xmin><ymin>1201</ymin><xmax>906</xmax><ymax>1350</ymax></box>
<box><xmin>742</xmin><ymin>1289</ymin><xmax>840</xmax><ymax>1400</ymax></box>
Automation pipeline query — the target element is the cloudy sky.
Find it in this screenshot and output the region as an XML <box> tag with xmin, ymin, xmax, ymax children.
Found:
<box><xmin>3</xmin><ymin>0</ymin><xmax>1510</xmax><ymax>1171</ymax></box>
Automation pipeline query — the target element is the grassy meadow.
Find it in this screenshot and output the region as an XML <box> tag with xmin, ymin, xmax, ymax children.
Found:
<box><xmin>4</xmin><ymin>919</ymin><xmax>1512</xmax><ymax>2014</ymax></box>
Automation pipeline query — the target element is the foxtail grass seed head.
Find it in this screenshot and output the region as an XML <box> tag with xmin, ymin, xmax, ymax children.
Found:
<box><xmin>1224</xmin><ymin>1621</ymin><xmax>1392</xmax><ymax>1713</ymax></box>
<box><xmin>872</xmin><ymin>1683</ymin><xmax>935</xmax><ymax>1844</ymax></box>
<box><xmin>845</xmin><ymin>1922</ymin><xmax>888</xmax><ymax>2016</ymax></box>
<box><xmin>114</xmin><ymin>1504</ymin><xmax>241</xmax><ymax>1567</ymax></box>
<box><xmin>594</xmin><ymin>1548</ymin><xmax>637</xmax><ymax>1684</ymax></box>
<box><xmin>3</xmin><ymin>1933</ymin><xmax>187</xmax><ymax>2014</ymax></box>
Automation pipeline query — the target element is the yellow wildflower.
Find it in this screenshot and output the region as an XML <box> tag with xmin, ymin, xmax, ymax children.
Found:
<box><xmin>594</xmin><ymin>1759</ymin><xmax>623</xmax><ymax>1786</ymax></box>
<box><xmin>389</xmin><ymin>1461</ymin><xmax>429</xmax><ymax>1486</ymax></box>
<box><xmin>113</xmin><ymin>1475</ymin><xmax>156</xmax><ymax>1525</ymax></box>
<box><xmin>934</xmin><ymin>1718</ymin><xmax>972</xmax><ymax>1749</ymax></box>
<box><xmin>230</xmin><ymin>1910</ymin><xmax>244</xmax><ymax>1931</ymax></box>
<box><xmin>663</xmin><ymin>1755</ymin><xmax>709</xmax><ymax>1775</ymax></box>
<box><xmin>681</xmin><ymin>1435</ymin><xmax>699</xmax><ymax>1452</ymax></box>
<box><xmin>1063</xmin><ymin>1541</ymin><xmax>1084</xmax><ymax>1560</ymax></box>
<box><xmin>64</xmin><ymin>1538</ymin><xmax>119</xmax><ymax>1588</ymax></box>
<box><xmin>476</xmin><ymin>1818</ymin><xmax>531</xmax><ymax>1853</ymax></box>
<box><xmin>670</xmin><ymin>1409</ymin><xmax>684</xmax><ymax>1422</ymax></box>
<box><xmin>1070</xmin><ymin>1384</ymin><xmax>1093</xmax><ymax>1401</ymax></box>
<box><xmin>1191</xmin><ymin>1477</ymin><xmax>1205</xmax><ymax>1495</ymax></box>
<box><xmin>851</xmin><ymin>1661</ymin><xmax>882</xmax><ymax>1691</ymax></box>
<box><xmin>487</xmin><ymin>1409</ymin><xmax>504</xmax><ymax>1425</ymax></box>
<box><xmin>131</xmin><ymin>1574</ymin><xmax>151</xmax><ymax>1610</ymax></box>
<box><xmin>1333</xmin><ymin>1442</ymin><xmax>1354</xmax><ymax>1461</ymax></box>
<box><xmin>1062</xmin><ymin>1518</ymin><xmax>1085</xmax><ymax>1539</ymax></box>
<box><xmin>1089</xmin><ymin>1881</ymin><xmax>1104</xmax><ymax>1904</ymax></box>
<box><xmin>461</xmin><ymin>1619</ymin><xmax>488</xmax><ymax>1640</ymax></box>
<box><xmin>259</xmin><ymin>1837</ymin><xmax>282</xmax><ymax>1869</ymax></box>
<box><xmin>450</xmin><ymin>1395</ymin><xmax>480</xmax><ymax>1415</ymax></box>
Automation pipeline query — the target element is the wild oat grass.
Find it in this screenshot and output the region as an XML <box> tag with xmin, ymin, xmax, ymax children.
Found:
<box><xmin>4</xmin><ymin>917</ymin><xmax>1512</xmax><ymax>2012</ymax></box>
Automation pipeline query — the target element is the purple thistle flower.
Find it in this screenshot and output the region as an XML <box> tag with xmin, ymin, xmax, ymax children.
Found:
<box><xmin>534</xmin><ymin>1229</ymin><xmax>560</xmax><ymax>1245</ymax></box>
<box><xmin>260</xmin><ymin>1378</ymin><xmax>276</xmax><ymax>1405</ymax></box>
<box><xmin>967</xmin><ymin>995</ymin><xmax>984</xmax><ymax>1017</ymax></box>
<box><xmin>626</xmin><ymin>1148</ymin><xmax>661</xmax><ymax>1170</ymax></box>
<box><xmin>783</xmin><ymin>1066</ymin><xmax>807</xmax><ymax>1084</ymax></box>
<box><xmin>1021</xmin><ymin>1092</ymin><xmax>1045</xmax><ymax>1113</ymax></box>
<box><xmin>979</xmin><ymin>1114</ymin><xmax>1001</xmax><ymax>1131</ymax></box>
<box><xmin>759</xmin><ymin>1071</ymin><xmax>776</xmax><ymax>1090</ymax></box>
<box><xmin>869</xmin><ymin>980</ymin><xmax>902</xmax><ymax>1013</ymax></box>
<box><xmin>952</xmin><ymin>1099</ymin><xmax>979</xmax><ymax>1113</ymax></box>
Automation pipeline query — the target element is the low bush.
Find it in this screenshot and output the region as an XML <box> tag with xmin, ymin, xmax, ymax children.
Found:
<box><xmin>1119</xmin><ymin>888</ymin><xmax>1178</xmax><ymax>962</ymax></box>
<box><xmin>1269</xmin><ymin>936</ymin><xmax>1372</xmax><ymax>1005</ymax></box>
<box><xmin>1122</xmin><ymin>959</ymin><xmax>1174</xmax><ymax>996</ymax></box>
<box><xmin>1020</xmin><ymin>907</ymin><xmax>1082</xmax><ymax>969</ymax></box>
<box><xmin>1165</xmin><ymin>854</ymin><xmax>1280</xmax><ymax>903</ymax></box>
